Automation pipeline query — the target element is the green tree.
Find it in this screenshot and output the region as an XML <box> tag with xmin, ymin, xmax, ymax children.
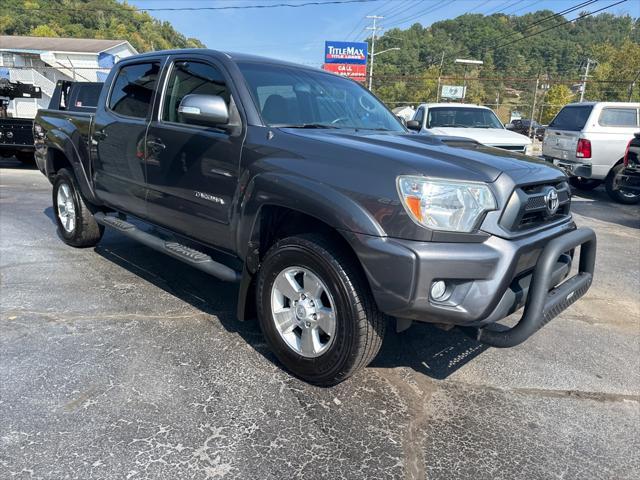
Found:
<box><xmin>541</xmin><ymin>85</ymin><xmax>574</xmax><ymax>124</ymax></box>
<box><xmin>30</xmin><ymin>24</ymin><xmax>59</xmax><ymax>37</ymax></box>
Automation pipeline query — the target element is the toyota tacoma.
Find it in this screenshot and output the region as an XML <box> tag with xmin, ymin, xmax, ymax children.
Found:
<box><xmin>34</xmin><ymin>50</ymin><xmax>596</xmax><ymax>385</ymax></box>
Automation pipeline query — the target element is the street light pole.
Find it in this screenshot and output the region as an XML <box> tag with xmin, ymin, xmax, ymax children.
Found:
<box><xmin>366</xmin><ymin>15</ymin><xmax>383</xmax><ymax>91</ymax></box>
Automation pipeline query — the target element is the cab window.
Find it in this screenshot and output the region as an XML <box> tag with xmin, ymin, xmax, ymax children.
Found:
<box><xmin>162</xmin><ymin>61</ymin><xmax>230</xmax><ymax>124</ymax></box>
<box><xmin>109</xmin><ymin>62</ymin><xmax>160</xmax><ymax>118</ymax></box>
<box><xmin>598</xmin><ymin>108</ymin><xmax>638</xmax><ymax>127</ymax></box>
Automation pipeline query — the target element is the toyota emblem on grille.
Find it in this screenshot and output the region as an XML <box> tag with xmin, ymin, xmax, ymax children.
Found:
<box><xmin>544</xmin><ymin>187</ymin><xmax>559</xmax><ymax>215</ymax></box>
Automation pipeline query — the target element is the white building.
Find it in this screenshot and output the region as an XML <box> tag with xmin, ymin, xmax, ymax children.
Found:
<box><xmin>0</xmin><ymin>36</ymin><xmax>137</xmax><ymax>119</ymax></box>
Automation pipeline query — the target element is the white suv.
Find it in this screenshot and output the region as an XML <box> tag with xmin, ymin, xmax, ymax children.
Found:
<box><xmin>542</xmin><ymin>102</ymin><xmax>640</xmax><ymax>204</ymax></box>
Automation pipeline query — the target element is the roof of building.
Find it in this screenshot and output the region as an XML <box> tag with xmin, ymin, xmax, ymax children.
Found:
<box><xmin>0</xmin><ymin>36</ymin><xmax>135</xmax><ymax>54</ymax></box>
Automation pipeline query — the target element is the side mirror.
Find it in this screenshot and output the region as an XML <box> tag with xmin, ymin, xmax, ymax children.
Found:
<box><xmin>396</xmin><ymin>115</ymin><xmax>407</xmax><ymax>126</ymax></box>
<box><xmin>505</xmin><ymin>123</ymin><xmax>514</xmax><ymax>129</ymax></box>
<box><xmin>178</xmin><ymin>94</ymin><xmax>229</xmax><ymax>126</ymax></box>
<box><xmin>406</xmin><ymin>120</ymin><xmax>421</xmax><ymax>131</ymax></box>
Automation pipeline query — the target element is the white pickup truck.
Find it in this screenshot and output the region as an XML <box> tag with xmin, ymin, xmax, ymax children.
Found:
<box><xmin>542</xmin><ymin>102</ymin><xmax>640</xmax><ymax>204</ymax></box>
<box><xmin>408</xmin><ymin>103</ymin><xmax>533</xmax><ymax>154</ymax></box>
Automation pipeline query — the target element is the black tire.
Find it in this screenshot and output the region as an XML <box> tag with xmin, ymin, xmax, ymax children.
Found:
<box><xmin>605</xmin><ymin>163</ymin><xmax>640</xmax><ymax>205</ymax></box>
<box><xmin>52</xmin><ymin>168</ymin><xmax>104</xmax><ymax>247</ymax></box>
<box><xmin>569</xmin><ymin>177</ymin><xmax>601</xmax><ymax>191</ymax></box>
<box><xmin>256</xmin><ymin>234</ymin><xmax>386</xmax><ymax>386</ymax></box>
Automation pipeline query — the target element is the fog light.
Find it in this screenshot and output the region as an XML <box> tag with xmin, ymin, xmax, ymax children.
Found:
<box><xmin>430</xmin><ymin>280</ymin><xmax>447</xmax><ymax>301</ymax></box>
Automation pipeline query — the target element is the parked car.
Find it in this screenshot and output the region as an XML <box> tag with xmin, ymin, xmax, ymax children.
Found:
<box><xmin>408</xmin><ymin>103</ymin><xmax>533</xmax><ymax>154</ymax></box>
<box><xmin>507</xmin><ymin>118</ymin><xmax>545</xmax><ymax>140</ymax></box>
<box><xmin>542</xmin><ymin>101</ymin><xmax>640</xmax><ymax>204</ymax></box>
<box><xmin>34</xmin><ymin>50</ymin><xmax>596</xmax><ymax>385</ymax></box>
<box><xmin>619</xmin><ymin>132</ymin><xmax>640</xmax><ymax>193</ymax></box>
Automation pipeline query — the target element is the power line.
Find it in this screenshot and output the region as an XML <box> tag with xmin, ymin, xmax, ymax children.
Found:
<box><xmin>494</xmin><ymin>0</ymin><xmax>629</xmax><ymax>50</ymax></box>
<box><xmin>491</xmin><ymin>0</ymin><xmax>598</xmax><ymax>43</ymax></box>
<box><xmin>384</xmin><ymin>0</ymin><xmax>454</xmax><ymax>29</ymax></box>
<box><xmin>8</xmin><ymin>0</ymin><xmax>380</xmax><ymax>13</ymax></box>
<box><xmin>382</xmin><ymin>0</ymin><xmax>428</xmax><ymax>22</ymax></box>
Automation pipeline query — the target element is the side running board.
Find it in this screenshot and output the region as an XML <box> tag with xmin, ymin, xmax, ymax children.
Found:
<box><xmin>94</xmin><ymin>212</ymin><xmax>241</xmax><ymax>283</ymax></box>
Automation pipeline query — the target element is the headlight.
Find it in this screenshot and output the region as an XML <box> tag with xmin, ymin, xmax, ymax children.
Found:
<box><xmin>397</xmin><ymin>176</ymin><xmax>497</xmax><ymax>232</ymax></box>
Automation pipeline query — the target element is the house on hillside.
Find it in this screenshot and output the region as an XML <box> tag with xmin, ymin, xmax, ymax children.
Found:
<box><xmin>0</xmin><ymin>36</ymin><xmax>137</xmax><ymax>119</ymax></box>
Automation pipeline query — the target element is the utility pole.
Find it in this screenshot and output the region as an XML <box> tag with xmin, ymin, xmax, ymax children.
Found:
<box><xmin>366</xmin><ymin>15</ymin><xmax>383</xmax><ymax>91</ymax></box>
<box><xmin>529</xmin><ymin>76</ymin><xmax>539</xmax><ymax>139</ymax></box>
<box><xmin>579</xmin><ymin>58</ymin><xmax>594</xmax><ymax>103</ymax></box>
<box><xmin>629</xmin><ymin>70</ymin><xmax>640</xmax><ymax>101</ymax></box>
<box><xmin>435</xmin><ymin>51</ymin><xmax>445</xmax><ymax>102</ymax></box>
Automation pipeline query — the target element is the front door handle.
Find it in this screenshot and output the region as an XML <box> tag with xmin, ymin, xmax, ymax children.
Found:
<box><xmin>147</xmin><ymin>139</ymin><xmax>166</xmax><ymax>152</ymax></box>
<box><xmin>94</xmin><ymin>130</ymin><xmax>107</xmax><ymax>140</ymax></box>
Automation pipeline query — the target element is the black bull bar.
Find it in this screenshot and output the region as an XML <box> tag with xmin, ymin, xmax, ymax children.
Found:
<box><xmin>474</xmin><ymin>227</ymin><xmax>597</xmax><ymax>348</ymax></box>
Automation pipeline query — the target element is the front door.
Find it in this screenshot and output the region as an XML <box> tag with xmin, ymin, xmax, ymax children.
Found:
<box><xmin>93</xmin><ymin>61</ymin><xmax>161</xmax><ymax>217</ymax></box>
<box><xmin>144</xmin><ymin>58</ymin><xmax>243</xmax><ymax>252</ymax></box>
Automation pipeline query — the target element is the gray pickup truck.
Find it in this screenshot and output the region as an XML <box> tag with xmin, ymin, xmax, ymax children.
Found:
<box><xmin>34</xmin><ymin>49</ymin><xmax>596</xmax><ymax>385</ymax></box>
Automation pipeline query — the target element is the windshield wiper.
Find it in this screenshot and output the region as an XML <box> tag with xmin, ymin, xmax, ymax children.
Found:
<box><xmin>434</xmin><ymin>123</ymin><xmax>470</xmax><ymax>128</ymax></box>
<box><xmin>273</xmin><ymin>123</ymin><xmax>338</xmax><ymax>129</ymax></box>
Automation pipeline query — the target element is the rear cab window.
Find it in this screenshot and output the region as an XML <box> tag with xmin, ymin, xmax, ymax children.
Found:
<box><xmin>548</xmin><ymin>105</ymin><xmax>593</xmax><ymax>131</ymax></box>
<box><xmin>598</xmin><ymin>107</ymin><xmax>639</xmax><ymax>127</ymax></box>
<box><xmin>108</xmin><ymin>62</ymin><xmax>161</xmax><ymax>119</ymax></box>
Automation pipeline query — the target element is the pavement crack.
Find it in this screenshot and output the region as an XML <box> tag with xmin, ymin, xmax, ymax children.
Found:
<box><xmin>446</xmin><ymin>379</ymin><xmax>639</xmax><ymax>404</ymax></box>
<box><xmin>2</xmin><ymin>309</ymin><xmax>202</xmax><ymax>323</ymax></box>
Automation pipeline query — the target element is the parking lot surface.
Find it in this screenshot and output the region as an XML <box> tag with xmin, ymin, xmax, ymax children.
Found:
<box><xmin>1</xmin><ymin>158</ymin><xmax>639</xmax><ymax>479</ymax></box>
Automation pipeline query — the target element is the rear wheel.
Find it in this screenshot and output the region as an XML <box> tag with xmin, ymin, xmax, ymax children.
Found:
<box><xmin>52</xmin><ymin>168</ymin><xmax>104</xmax><ymax>247</ymax></box>
<box><xmin>569</xmin><ymin>177</ymin><xmax>601</xmax><ymax>191</ymax></box>
<box><xmin>605</xmin><ymin>163</ymin><xmax>640</xmax><ymax>204</ymax></box>
<box><xmin>256</xmin><ymin>234</ymin><xmax>386</xmax><ymax>386</ymax></box>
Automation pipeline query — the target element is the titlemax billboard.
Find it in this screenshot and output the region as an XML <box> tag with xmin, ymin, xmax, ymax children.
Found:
<box><xmin>324</xmin><ymin>41</ymin><xmax>368</xmax><ymax>64</ymax></box>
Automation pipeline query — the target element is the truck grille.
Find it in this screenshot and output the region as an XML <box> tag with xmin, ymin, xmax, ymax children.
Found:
<box><xmin>500</xmin><ymin>181</ymin><xmax>571</xmax><ymax>232</ymax></box>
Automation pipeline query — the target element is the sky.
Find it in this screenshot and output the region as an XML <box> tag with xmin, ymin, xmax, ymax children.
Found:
<box><xmin>127</xmin><ymin>0</ymin><xmax>638</xmax><ymax>66</ymax></box>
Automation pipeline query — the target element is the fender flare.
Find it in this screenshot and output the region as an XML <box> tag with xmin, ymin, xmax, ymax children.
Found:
<box><xmin>234</xmin><ymin>172</ymin><xmax>385</xmax><ymax>321</ymax></box>
<box><xmin>236</xmin><ymin>172</ymin><xmax>385</xmax><ymax>260</ymax></box>
<box><xmin>45</xmin><ymin>129</ymin><xmax>98</xmax><ymax>203</ymax></box>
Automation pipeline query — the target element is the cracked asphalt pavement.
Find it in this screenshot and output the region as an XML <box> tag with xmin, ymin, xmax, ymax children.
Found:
<box><xmin>1</xmin><ymin>158</ymin><xmax>639</xmax><ymax>479</ymax></box>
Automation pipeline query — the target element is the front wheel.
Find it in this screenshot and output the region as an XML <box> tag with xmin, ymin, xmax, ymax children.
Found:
<box><xmin>256</xmin><ymin>234</ymin><xmax>386</xmax><ymax>386</ymax></box>
<box><xmin>605</xmin><ymin>163</ymin><xmax>640</xmax><ymax>204</ymax></box>
<box><xmin>52</xmin><ymin>168</ymin><xmax>104</xmax><ymax>247</ymax></box>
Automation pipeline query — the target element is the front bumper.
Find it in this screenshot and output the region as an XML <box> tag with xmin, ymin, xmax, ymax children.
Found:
<box><xmin>343</xmin><ymin>223</ymin><xmax>596</xmax><ymax>347</ymax></box>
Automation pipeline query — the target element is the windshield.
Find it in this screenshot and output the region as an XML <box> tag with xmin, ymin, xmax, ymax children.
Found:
<box><xmin>237</xmin><ymin>62</ymin><xmax>405</xmax><ymax>132</ymax></box>
<box><xmin>426</xmin><ymin>107</ymin><xmax>504</xmax><ymax>129</ymax></box>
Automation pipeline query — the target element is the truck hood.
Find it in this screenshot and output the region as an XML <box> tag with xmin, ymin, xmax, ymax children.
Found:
<box><xmin>282</xmin><ymin>129</ymin><xmax>554</xmax><ymax>184</ymax></box>
<box><xmin>426</xmin><ymin>127</ymin><xmax>532</xmax><ymax>146</ymax></box>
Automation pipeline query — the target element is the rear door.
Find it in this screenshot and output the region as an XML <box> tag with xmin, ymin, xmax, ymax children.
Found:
<box><xmin>542</xmin><ymin>104</ymin><xmax>593</xmax><ymax>161</ymax></box>
<box><xmin>92</xmin><ymin>59</ymin><xmax>162</xmax><ymax>217</ymax></box>
<box><xmin>144</xmin><ymin>56</ymin><xmax>244</xmax><ymax>251</ymax></box>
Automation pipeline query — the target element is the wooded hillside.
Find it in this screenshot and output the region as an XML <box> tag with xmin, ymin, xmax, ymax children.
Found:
<box><xmin>0</xmin><ymin>0</ymin><xmax>205</xmax><ymax>52</ymax></box>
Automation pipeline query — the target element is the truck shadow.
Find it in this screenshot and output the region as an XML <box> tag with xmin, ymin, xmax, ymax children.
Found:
<box><xmin>0</xmin><ymin>156</ymin><xmax>37</xmax><ymax>170</ymax></box>
<box><xmin>371</xmin><ymin>324</ymin><xmax>488</xmax><ymax>380</ymax></box>
<box><xmin>86</xmin><ymin>230</ymin><xmax>487</xmax><ymax>382</ymax></box>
